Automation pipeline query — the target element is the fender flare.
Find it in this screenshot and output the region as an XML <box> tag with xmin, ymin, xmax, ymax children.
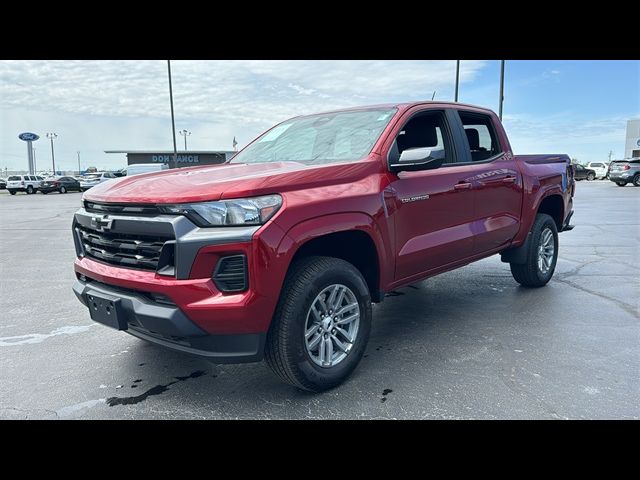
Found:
<box><xmin>501</xmin><ymin>189</ymin><xmax>563</xmax><ymax>264</ymax></box>
<box><xmin>275</xmin><ymin>212</ymin><xmax>391</xmax><ymax>296</ymax></box>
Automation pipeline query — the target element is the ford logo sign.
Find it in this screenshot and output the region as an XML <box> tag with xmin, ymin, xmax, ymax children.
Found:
<box><xmin>19</xmin><ymin>132</ymin><xmax>40</xmax><ymax>141</ymax></box>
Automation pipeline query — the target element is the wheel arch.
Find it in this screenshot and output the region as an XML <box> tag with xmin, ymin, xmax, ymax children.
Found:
<box><xmin>277</xmin><ymin>213</ymin><xmax>388</xmax><ymax>302</ymax></box>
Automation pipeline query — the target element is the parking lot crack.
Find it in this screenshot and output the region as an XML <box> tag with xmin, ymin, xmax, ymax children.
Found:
<box><xmin>553</xmin><ymin>277</ymin><xmax>638</xmax><ymax>318</ymax></box>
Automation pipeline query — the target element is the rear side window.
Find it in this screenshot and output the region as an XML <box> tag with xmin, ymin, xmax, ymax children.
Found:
<box><xmin>458</xmin><ymin>111</ymin><xmax>502</xmax><ymax>162</ymax></box>
<box><xmin>8</xmin><ymin>176</ymin><xmax>20</xmax><ymax>181</ymax></box>
<box><xmin>590</xmin><ymin>163</ymin><xmax>604</xmax><ymax>168</ymax></box>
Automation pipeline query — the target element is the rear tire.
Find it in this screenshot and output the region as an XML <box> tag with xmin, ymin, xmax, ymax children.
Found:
<box><xmin>265</xmin><ymin>256</ymin><xmax>372</xmax><ymax>392</ymax></box>
<box><xmin>633</xmin><ymin>174</ymin><xmax>640</xmax><ymax>187</ymax></box>
<box><xmin>9</xmin><ymin>190</ymin><xmax>16</xmax><ymax>195</ymax></box>
<box><xmin>616</xmin><ymin>182</ymin><xmax>627</xmax><ymax>187</ymax></box>
<box><xmin>510</xmin><ymin>213</ymin><xmax>559</xmax><ymax>288</ymax></box>
<box><xmin>26</xmin><ymin>185</ymin><xmax>34</xmax><ymax>194</ymax></box>
<box><xmin>60</xmin><ymin>186</ymin><xmax>67</xmax><ymax>194</ymax></box>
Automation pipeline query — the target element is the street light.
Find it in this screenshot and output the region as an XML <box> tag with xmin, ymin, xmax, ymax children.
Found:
<box><xmin>46</xmin><ymin>132</ymin><xmax>58</xmax><ymax>175</ymax></box>
<box><xmin>179</xmin><ymin>129</ymin><xmax>191</xmax><ymax>151</ymax></box>
<box><xmin>454</xmin><ymin>60</ymin><xmax>460</xmax><ymax>102</ymax></box>
<box><xmin>499</xmin><ymin>60</ymin><xmax>505</xmax><ymax>120</ymax></box>
<box><xmin>167</xmin><ymin>60</ymin><xmax>178</xmax><ymax>169</ymax></box>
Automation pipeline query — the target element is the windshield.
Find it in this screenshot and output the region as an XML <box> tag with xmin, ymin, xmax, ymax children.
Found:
<box><xmin>231</xmin><ymin>108</ymin><xmax>397</xmax><ymax>165</ymax></box>
<box><xmin>84</xmin><ymin>174</ymin><xmax>102</xmax><ymax>179</ymax></box>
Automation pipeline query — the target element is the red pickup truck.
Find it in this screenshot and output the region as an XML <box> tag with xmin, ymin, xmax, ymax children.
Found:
<box><xmin>72</xmin><ymin>101</ymin><xmax>575</xmax><ymax>391</ymax></box>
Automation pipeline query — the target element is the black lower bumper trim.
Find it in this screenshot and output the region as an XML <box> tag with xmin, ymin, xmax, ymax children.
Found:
<box><xmin>73</xmin><ymin>279</ymin><xmax>265</xmax><ymax>363</ymax></box>
<box><xmin>126</xmin><ymin>328</ymin><xmax>265</xmax><ymax>363</ymax></box>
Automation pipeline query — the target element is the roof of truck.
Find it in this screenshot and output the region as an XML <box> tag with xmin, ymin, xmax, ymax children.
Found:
<box><xmin>296</xmin><ymin>101</ymin><xmax>495</xmax><ymax>117</ymax></box>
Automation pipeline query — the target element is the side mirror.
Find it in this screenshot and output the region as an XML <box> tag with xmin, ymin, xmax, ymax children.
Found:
<box><xmin>390</xmin><ymin>147</ymin><xmax>445</xmax><ymax>173</ymax></box>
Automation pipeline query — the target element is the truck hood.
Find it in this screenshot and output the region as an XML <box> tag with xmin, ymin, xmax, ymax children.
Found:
<box><xmin>83</xmin><ymin>160</ymin><xmax>377</xmax><ymax>204</ymax></box>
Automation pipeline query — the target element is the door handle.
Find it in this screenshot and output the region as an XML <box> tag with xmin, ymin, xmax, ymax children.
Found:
<box><xmin>502</xmin><ymin>176</ymin><xmax>517</xmax><ymax>183</ymax></box>
<box><xmin>454</xmin><ymin>182</ymin><xmax>472</xmax><ymax>190</ymax></box>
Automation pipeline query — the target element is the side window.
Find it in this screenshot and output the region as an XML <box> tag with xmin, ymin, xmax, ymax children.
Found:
<box><xmin>458</xmin><ymin>111</ymin><xmax>502</xmax><ymax>162</ymax></box>
<box><xmin>389</xmin><ymin>111</ymin><xmax>453</xmax><ymax>165</ymax></box>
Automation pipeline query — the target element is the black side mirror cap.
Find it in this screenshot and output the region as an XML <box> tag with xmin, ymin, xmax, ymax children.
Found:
<box><xmin>390</xmin><ymin>147</ymin><xmax>445</xmax><ymax>173</ymax></box>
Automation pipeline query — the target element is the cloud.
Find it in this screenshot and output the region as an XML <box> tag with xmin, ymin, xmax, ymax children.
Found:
<box><xmin>0</xmin><ymin>60</ymin><xmax>486</xmax><ymax>170</ymax></box>
<box><xmin>503</xmin><ymin>112</ymin><xmax>629</xmax><ymax>160</ymax></box>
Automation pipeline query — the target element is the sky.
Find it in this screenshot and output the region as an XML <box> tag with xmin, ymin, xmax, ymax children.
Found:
<box><xmin>0</xmin><ymin>60</ymin><xmax>638</xmax><ymax>172</ymax></box>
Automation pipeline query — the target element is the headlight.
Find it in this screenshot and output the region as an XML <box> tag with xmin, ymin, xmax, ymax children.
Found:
<box><xmin>159</xmin><ymin>194</ymin><xmax>282</xmax><ymax>227</ymax></box>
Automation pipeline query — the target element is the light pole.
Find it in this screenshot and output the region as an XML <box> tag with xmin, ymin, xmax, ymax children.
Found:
<box><xmin>454</xmin><ymin>60</ymin><xmax>460</xmax><ymax>102</ymax></box>
<box><xmin>77</xmin><ymin>151</ymin><xmax>81</xmax><ymax>174</ymax></box>
<box><xmin>498</xmin><ymin>60</ymin><xmax>505</xmax><ymax>120</ymax></box>
<box><xmin>179</xmin><ymin>130</ymin><xmax>191</xmax><ymax>151</ymax></box>
<box><xmin>167</xmin><ymin>60</ymin><xmax>178</xmax><ymax>169</ymax></box>
<box><xmin>46</xmin><ymin>133</ymin><xmax>58</xmax><ymax>175</ymax></box>
<box><xmin>33</xmin><ymin>148</ymin><xmax>37</xmax><ymax>173</ymax></box>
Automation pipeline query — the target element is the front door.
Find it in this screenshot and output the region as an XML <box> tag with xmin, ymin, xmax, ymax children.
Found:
<box><xmin>387</xmin><ymin>109</ymin><xmax>476</xmax><ymax>281</ymax></box>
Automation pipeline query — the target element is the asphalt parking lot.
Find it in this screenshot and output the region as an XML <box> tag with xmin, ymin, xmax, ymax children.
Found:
<box><xmin>0</xmin><ymin>181</ymin><xmax>638</xmax><ymax>419</ymax></box>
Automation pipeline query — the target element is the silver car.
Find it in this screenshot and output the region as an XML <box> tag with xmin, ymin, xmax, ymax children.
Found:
<box><xmin>79</xmin><ymin>172</ymin><xmax>118</xmax><ymax>191</ymax></box>
<box><xmin>609</xmin><ymin>158</ymin><xmax>640</xmax><ymax>187</ymax></box>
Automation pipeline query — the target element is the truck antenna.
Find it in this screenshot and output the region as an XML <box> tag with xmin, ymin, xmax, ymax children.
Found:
<box><xmin>432</xmin><ymin>91</ymin><xmax>436</xmax><ymax>100</ymax></box>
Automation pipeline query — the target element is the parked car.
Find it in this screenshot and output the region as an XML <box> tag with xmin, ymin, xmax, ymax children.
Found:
<box><xmin>608</xmin><ymin>158</ymin><xmax>640</xmax><ymax>187</ymax></box>
<box><xmin>79</xmin><ymin>172</ymin><xmax>118</xmax><ymax>191</ymax></box>
<box><xmin>586</xmin><ymin>162</ymin><xmax>608</xmax><ymax>179</ymax></box>
<box><xmin>0</xmin><ymin>178</ymin><xmax>6</xmax><ymax>190</ymax></box>
<box><xmin>573</xmin><ymin>164</ymin><xmax>596</xmax><ymax>181</ymax></box>
<box><xmin>6</xmin><ymin>175</ymin><xmax>42</xmax><ymax>195</ymax></box>
<box><xmin>39</xmin><ymin>176</ymin><xmax>82</xmax><ymax>194</ymax></box>
<box><xmin>124</xmin><ymin>163</ymin><xmax>169</xmax><ymax>177</ymax></box>
<box><xmin>71</xmin><ymin>101</ymin><xmax>575</xmax><ymax>392</ymax></box>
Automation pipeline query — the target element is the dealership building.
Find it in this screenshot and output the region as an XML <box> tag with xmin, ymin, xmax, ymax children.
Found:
<box><xmin>104</xmin><ymin>150</ymin><xmax>236</xmax><ymax>167</ymax></box>
<box><xmin>625</xmin><ymin>119</ymin><xmax>640</xmax><ymax>159</ymax></box>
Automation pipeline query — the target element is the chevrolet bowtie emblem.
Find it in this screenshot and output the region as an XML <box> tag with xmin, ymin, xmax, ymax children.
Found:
<box><xmin>91</xmin><ymin>215</ymin><xmax>113</xmax><ymax>232</ymax></box>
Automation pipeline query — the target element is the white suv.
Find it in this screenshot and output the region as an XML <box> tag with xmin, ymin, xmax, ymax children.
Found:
<box><xmin>6</xmin><ymin>175</ymin><xmax>44</xmax><ymax>195</ymax></box>
<box><xmin>587</xmin><ymin>162</ymin><xmax>608</xmax><ymax>179</ymax></box>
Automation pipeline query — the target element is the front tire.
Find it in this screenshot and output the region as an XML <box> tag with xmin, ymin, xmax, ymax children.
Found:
<box><xmin>510</xmin><ymin>213</ymin><xmax>559</xmax><ymax>288</ymax></box>
<box><xmin>8</xmin><ymin>190</ymin><xmax>16</xmax><ymax>195</ymax></box>
<box><xmin>26</xmin><ymin>185</ymin><xmax>34</xmax><ymax>194</ymax></box>
<box><xmin>633</xmin><ymin>174</ymin><xmax>640</xmax><ymax>187</ymax></box>
<box><xmin>616</xmin><ymin>181</ymin><xmax>627</xmax><ymax>187</ymax></box>
<box><xmin>59</xmin><ymin>186</ymin><xmax>67</xmax><ymax>194</ymax></box>
<box><xmin>586</xmin><ymin>173</ymin><xmax>595</xmax><ymax>181</ymax></box>
<box><xmin>265</xmin><ymin>256</ymin><xmax>372</xmax><ymax>392</ymax></box>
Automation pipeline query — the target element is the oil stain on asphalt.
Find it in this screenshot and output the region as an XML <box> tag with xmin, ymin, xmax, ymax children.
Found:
<box><xmin>106</xmin><ymin>370</ymin><xmax>207</xmax><ymax>407</ymax></box>
<box><xmin>380</xmin><ymin>389</ymin><xmax>393</xmax><ymax>403</ymax></box>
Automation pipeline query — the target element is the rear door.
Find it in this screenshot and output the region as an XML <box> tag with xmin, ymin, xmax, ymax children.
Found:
<box><xmin>451</xmin><ymin>110</ymin><xmax>523</xmax><ymax>255</ymax></box>
<box><xmin>386</xmin><ymin>108</ymin><xmax>476</xmax><ymax>281</ymax></box>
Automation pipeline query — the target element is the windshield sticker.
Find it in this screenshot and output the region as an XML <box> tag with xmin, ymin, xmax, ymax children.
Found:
<box><xmin>259</xmin><ymin>123</ymin><xmax>293</xmax><ymax>142</ymax></box>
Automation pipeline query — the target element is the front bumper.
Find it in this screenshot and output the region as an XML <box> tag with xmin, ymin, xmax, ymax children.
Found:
<box><xmin>73</xmin><ymin>278</ymin><xmax>265</xmax><ymax>362</ymax></box>
<box><xmin>72</xmin><ymin>205</ymin><xmax>290</xmax><ymax>350</ymax></box>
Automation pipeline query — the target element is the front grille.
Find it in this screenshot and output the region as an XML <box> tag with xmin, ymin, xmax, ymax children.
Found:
<box><xmin>77</xmin><ymin>225</ymin><xmax>173</xmax><ymax>271</ymax></box>
<box><xmin>213</xmin><ymin>255</ymin><xmax>248</xmax><ymax>292</ymax></box>
<box><xmin>84</xmin><ymin>201</ymin><xmax>160</xmax><ymax>215</ymax></box>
